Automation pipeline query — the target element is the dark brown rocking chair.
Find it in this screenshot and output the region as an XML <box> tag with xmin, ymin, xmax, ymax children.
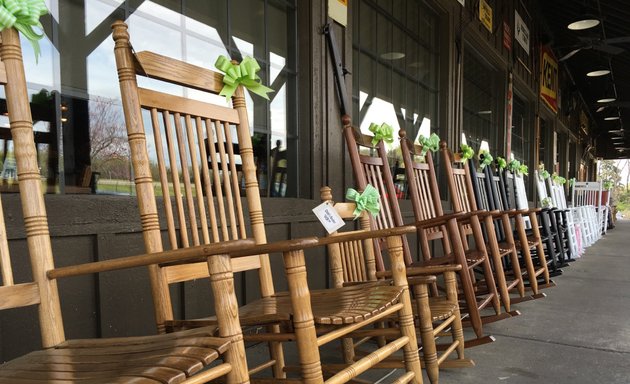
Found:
<box><xmin>113</xmin><ymin>21</ymin><xmax>424</xmax><ymax>383</ymax></box>
<box><xmin>341</xmin><ymin>119</ymin><xmax>496</xmax><ymax>348</ymax></box>
<box><xmin>0</xmin><ymin>26</ymin><xmax>250</xmax><ymax>384</ymax></box>
<box><xmin>437</xmin><ymin>141</ymin><xmax>518</xmax><ymax>322</ymax></box>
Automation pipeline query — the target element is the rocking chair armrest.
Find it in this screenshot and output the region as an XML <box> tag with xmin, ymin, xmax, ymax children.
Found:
<box><xmin>47</xmin><ymin>238</ymin><xmax>257</xmax><ymax>280</ymax></box>
<box><xmin>413</xmin><ymin>212</ymin><xmax>467</xmax><ymax>228</ymax></box>
<box><xmin>375</xmin><ymin>262</ymin><xmax>461</xmax><ymax>279</ymax></box>
<box><xmin>407</xmin><ymin>275</ymin><xmax>437</xmax><ymax>286</ymax></box>
<box><xmin>228</xmin><ymin>225</ymin><xmax>418</xmax><ymax>258</ymax></box>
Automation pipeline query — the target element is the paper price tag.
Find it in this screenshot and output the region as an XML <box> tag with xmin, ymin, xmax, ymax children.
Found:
<box><xmin>312</xmin><ymin>202</ymin><xmax>345</xmax><ymax>234</ymax></box>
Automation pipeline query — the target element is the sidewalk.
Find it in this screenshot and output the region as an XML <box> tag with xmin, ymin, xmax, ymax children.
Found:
<box><xmin>439</xmin><ymin>219</ymin><xmax>630</xmax><ymax>383</ymax></box>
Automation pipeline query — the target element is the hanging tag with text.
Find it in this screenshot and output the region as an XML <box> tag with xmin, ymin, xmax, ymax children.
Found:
<box><xmin>312</xmin><ymin>202</ymin><xmax>345</xmax><ymax>234</ymax></box>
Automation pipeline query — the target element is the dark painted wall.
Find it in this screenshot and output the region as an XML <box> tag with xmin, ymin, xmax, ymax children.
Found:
<box><xmin>0</xmin><ymin>194</ymin><xmax>420</xmax><ymax>361</ymax></box>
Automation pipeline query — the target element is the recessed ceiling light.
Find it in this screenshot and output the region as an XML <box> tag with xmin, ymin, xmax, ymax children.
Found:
<box><xmin>596</xmin><ymin>106</ymin><xmax>606</xmax><ymax>112</ymax></box>
<box><xmin>587</xmin><ymin>69</ymin><xmax>611</xmax><ymax>77</ymax></box>
<box><xmin>380</xmin><ymin>52</ymin><xmax>405</xmax><ymax>60</ymax></box>
<box><xmin>597</xmin><ymin>97</ymin><xmax>616</xmax><ymax>103</ymax></box>
<box><xmin>477</xmin><ymin>110</ymin><xmax>493</xmax><ymax>115</ymax></box>
<box><xmin>568</xmin><ymin>18</ymin><xmax>600</xmax><ymax>30</ymax></box>
<box><xmin>604</xmin><ymin>116</ymin><xmax>621</xmax><ymax>121</ymax></box>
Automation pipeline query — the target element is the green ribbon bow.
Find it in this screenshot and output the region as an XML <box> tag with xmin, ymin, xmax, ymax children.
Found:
<box><xmin>540</xmin><ymin>170</ymin><xmax>550</xmax><ymax>179</ymax></box>
<box><xmin>417</xmin><ymin>133</ymin><xmax>440</xmax><ymax>157</ymax></box>
<box><xmin>541</xmin><ymin>197</ymin><xmax>553</xmax><ymax>208</ymax></box>
<box><xmin>368</xmin><ymin>123</ymin><xmax>394</xmax><ymax>146</ymax></box>
<box><xmin>519</xmin><ymin>164</ymin><xmax>528</xmax><ymax>176</ymax></box>
<box><xmin>346</xmin><ymin>184</ymin><xmax>381</xmax><ymax>219</ymax></box>
<box><xmin>496</xmin><ymin>156</ymin><xmax>507</xmax><ymax>170</ymax></box>
<box><xmin>0</xmin><ymin>0</ymin><xmax>48</xmax><ymax>61</ymax></box>
<box><xmin>569</xmin><ymin>177</ymin><xmax>576</xmax><ymax>187</ymax></box>
<box><xmin>507</xmin><ymin>159</ymin><xmax>521</xmax><ymax>174</ymax></box>
<box><xmin>551</xmin><ymin>173</ymin><xmax>566</xmax><ymax>185</ymax></box>
<box><xmin>603</xmin><ymin>180</ymin><xmax>614</xmax><ymax>190</ymax></box>
<box><xmin>557</xmin><ymin>176</ymin><xmax>567</xmax><ymax>185</ymax></box>
<box><xmin>459</xmin><ymin>144</ymin><xmax>474</xmax><ymax>162</ymax></box>
<box><xmin>478</xmin><ymin>150</ymin><xmax>493</xmax><ymax>169</ymax></box>
<box><xmin>214</xmin><ymin>55</ymin><xmax>274</xmax><ymax>102</ymax></box>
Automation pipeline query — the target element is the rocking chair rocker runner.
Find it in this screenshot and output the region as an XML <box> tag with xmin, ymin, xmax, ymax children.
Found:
<box><xmin>113</xmin><ymin>21</ymin><xmax>424</xmax><ymax>383</ymax></box>
<box><xmin>0</xmin><ymin>26</ymin><xmax>251</xmax><ymax>384</ymax></box>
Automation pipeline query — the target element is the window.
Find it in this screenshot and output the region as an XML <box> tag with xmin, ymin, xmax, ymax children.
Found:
<box><xmin>462</xmin><ymin>48</ymin><xmax>500</xmax><ymax>154</ymax></box>
<box><xmin>3</xmin><ymin>0</ymin><xmax>297</xmax><ymax>197</ymax></box>
<box><xmin>352</xmin><ymin>0</ymin><xmax>440</xmax><ymax>198</ymax></box>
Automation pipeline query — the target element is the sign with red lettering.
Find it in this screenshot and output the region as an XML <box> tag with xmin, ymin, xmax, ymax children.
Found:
<box><xmin>540</xmin><ymin>45</ymin><xmax>558</xmax><ymax>114</ymax></box>
<box><xmin>503</xmin><ymin>21</ymin><xmax>512</xmax><ymax>50</ymax></box>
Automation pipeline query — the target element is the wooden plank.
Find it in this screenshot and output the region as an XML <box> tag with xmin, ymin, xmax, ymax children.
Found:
<box><xmin>138</xmin><ymin>88</ymin><xmax>239</xmax><ymax>124</ymax></box>
<box><xmin>0</xmin><ymin>283</ymin><xmax>40</xmax><ymax>310</ymax></box>
<box><xmin>135</xmin><ymin>51</ymin><xmax>224</xmax><ymax>94</ymax></box>
<box><xmin>164</xmin><ymin>256</ymin><xmax>261</xmax><ymax>283</ymax></box>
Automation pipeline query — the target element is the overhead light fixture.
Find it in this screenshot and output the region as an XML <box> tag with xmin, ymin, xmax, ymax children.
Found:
<box><xmin>596</xmin><ymin>106</ymin><xmax>607</xmax><ymax>113</ymax></box>
<box><xmin>567</xmin><ymin>12</ymin><xmax>600</xmax><ymax>31</ymax></box>
<box><xmin>477</xmin><ymin>110</ymin><xmax>493</xmax><ymax>115</ymax></box>
<box><xmin>380</xmin><ymin>52</ymin><xmax>405</xmax><ymax>60</ymax></box>
<box><xmin>605</xmin><ymin>116</ymin><xmax>621</xmax><ymax>121</ymax></box>
<box><xmin>587</xmin><ymin>69</ymin><xmax>611</xmax><ymax>77</ymax></box>
<box><xmin>597</xmin><ymin>97</ymin><xmax>616</xmax><ymax>103</ymax></box>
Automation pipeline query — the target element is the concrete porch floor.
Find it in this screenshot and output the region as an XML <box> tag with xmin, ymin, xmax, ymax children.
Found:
<box><xmin>247</xmin><ymin>219</ymin><xmax>630</xmax><ymax>383</ymax></box>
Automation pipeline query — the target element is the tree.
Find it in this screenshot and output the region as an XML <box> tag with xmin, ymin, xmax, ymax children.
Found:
<box><xmin>89</xmin><ymin>97</ymin><xmax>130</xmax><ymax>179</ymax></box>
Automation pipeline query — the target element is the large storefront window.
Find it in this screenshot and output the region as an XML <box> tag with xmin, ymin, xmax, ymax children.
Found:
<box><xmin>352</xmin><ymin>1</ymin><xmax>439</xmax><ymax>151</ymax></box>
<box><xmin>511</xmin><ymin>93</ymin><xmax>533</xmax><ymax>194</ymax></box>
<box><xmin>352</xmin><ymin>0</ymin><xmax>440</xmax><ymax>198</ymax></box>
<box><xmin>462</xmin><ymin>48</ymin><xmax>500</xmax><ymax>154</ymax></box>
<box><xmin>2</xmin><ymin>0</ymin><xmax>297</xmax><ymax>197</ymax></box>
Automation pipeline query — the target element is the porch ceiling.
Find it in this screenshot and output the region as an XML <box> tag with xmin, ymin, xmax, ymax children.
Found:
<box><xmin>538</xmin><ymin>0</ymin><xmax>630</xmax><ymax>159</ymax></box>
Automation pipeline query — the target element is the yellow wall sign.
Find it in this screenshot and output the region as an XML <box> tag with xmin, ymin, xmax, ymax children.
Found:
<box><xmin>479</xmin><ymin>0</ymin><xmax>493</xmax><ymax>32</ymax></box>
<box><xmin>329</xmin><ymin>0</ymin><xmax>347</xmax><ymax>27</ymax></box>
<box><xmin>540</xmin><ymin>45</ymin><xmax>558</xmax><ymax>114</ymax></box>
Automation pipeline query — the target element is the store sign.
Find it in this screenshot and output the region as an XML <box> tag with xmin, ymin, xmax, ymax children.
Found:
<box><xmin>540</xmin><ymin>45</ymin><xmax>558</xmax><ymax>114</ymax></box>
<box><xmin>479</xmin><ymin>0</ymin><xmax>493</xmax><ymax>33</ymax></box>
<box><xmin>329</xmin><ymin>0</ymin><xmax>347</xmax><ymax>27</ymax></box>
<box><xmin>515</xmin><ymin>11</ymin><xmax>530</xmax><ymax>55</ymax></box>
<box><xmin>503</xmin><ymin>21</ymin><xmax>512</xmax><ymax>50</ymax></box>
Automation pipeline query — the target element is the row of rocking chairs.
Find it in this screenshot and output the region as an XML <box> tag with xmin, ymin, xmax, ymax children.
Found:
<box><xmin>0</xmin><ymin>20</ymin><xmax>602</xmax><ymax>384</ymax></box>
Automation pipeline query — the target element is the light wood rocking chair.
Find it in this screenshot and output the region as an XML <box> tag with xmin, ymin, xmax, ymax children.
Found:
<box><xmin>113</xmin><ymin>21</ymin><xmax>424</xmax><ymax>383</ymax></box>
<box><xmin>0</xmin><ymin>26</ymin><xmax>251</xmax><ymax>384</ymax></box>
<box><xmin>321</xmin><ymin>186</ymin><xmax>473</xmax><ymax>384</ymax></box>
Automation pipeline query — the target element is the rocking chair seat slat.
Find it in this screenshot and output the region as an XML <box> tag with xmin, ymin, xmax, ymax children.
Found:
<box><xmin>0</xmin><ymin>326</ymin><xmax>228</xmax><ymax>384</ymax></box>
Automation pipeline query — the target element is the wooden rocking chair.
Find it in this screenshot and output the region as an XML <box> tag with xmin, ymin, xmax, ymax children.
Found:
<box><xmin>0</xmin><ymin>26</ymin><xmax>250</xmax><ymax>384</ymax></box>
<box><xmin>466</xmin><ymin>159</ymin><xmax>533</xmax><ymax>308</ymax></box>
<box><xmin>113</xmin><ymin>21</ymin><xmax>424</xmax><ymax>383</ymax></box>
<box><xmin>341</xmin><ymin>121</ymin><xmax>496</xmax><ymax>348</ymax></box>
<box><xmin>320</xmin><ymin>186</ymin><xmax>473</xmax><ymax>384</ymax></box>
<box><xmin>476</xmin><ymin>162</ymin><xmax>548</xmax><ymax>301</ymax></box>
<box><xmin>503</xmin><ymin>167</ymin><xmax>562</xmax><ymax>283</ymax></box>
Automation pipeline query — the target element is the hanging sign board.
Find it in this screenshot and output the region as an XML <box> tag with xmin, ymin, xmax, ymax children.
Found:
<box><xmin>503</xmin><ymin>21</ymin><xmax>512</xmax><ymax>50</ymax></box>
<box><xmin>479</xmin><ymin>0</ymin><xmax>493</xmax><ymax>33</ymax></box>
<box><xmin>329</xmin><ymin>0</ymin><xmax>347</xmax><ymax>27</ymax></box>
<box><xmin>540</xmin><ymin>45</ymin><xmax>559</xmax><ymax>114</ymax></box>
<box><xmin>515</xmin><ymin>11</ymin><xmax>530</xmax><ymax>55</ymax></box>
